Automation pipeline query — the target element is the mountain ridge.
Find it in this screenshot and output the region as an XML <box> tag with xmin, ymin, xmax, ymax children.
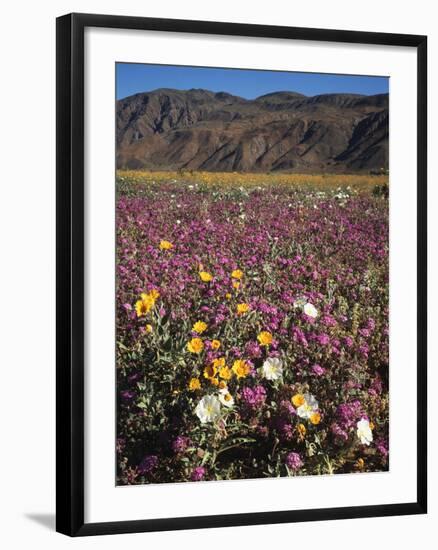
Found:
<box><xmin>117</xmin><ymin>88</ymin><xmax>389</xmax><ymax>172</ymax></box>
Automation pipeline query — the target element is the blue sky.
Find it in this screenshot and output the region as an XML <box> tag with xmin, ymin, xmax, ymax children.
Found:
<box><xmin>116</xmin><ymin>63</ymin><xmax>389</xmax><ymax>100</ymax></box>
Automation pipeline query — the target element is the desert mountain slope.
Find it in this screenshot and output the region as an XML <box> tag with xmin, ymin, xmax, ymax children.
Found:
<box><xmin>117</xmin><ymin>88</ymin><xmax>389</xmax><ymax>172</ymax></box>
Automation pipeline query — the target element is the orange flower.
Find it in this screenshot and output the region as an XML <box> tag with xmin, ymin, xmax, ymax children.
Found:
<box><xmin>135</xmin><ymin>299</ymin><xmax>150</xmax><ymax>317</ymax></box>
<box><xmin>159</xmin><ymin>240</ymin><xmax>174</xmax><ymax>250</ymax></box>
<box><xmin>203</xmin><ymin>365</ymin><xmax>217</xmax><ymax>379</ymax></box>
<box><xmin>218</xmin><ymin>365</ymin><xmax>232</xmax><ymax>380</ymax></box>
<box><xmin>237</xmin><ymin>303</ymin><xmax>250</xmax><ymax>315</ymax></box>
<box><xmin>134</xmin><ymin>289</ymin><xmax>160</xmax><ymax>317</ymax></box>
<box><xmin>192</xmin><ymin>321</ymin><xmax>208</xmax><ymax>334</ymax></box>
<box><xmin>211</xmin><ymin>339</ymin><xmax>221</xmax><ymax>350</ymax></box>
<box><xmin>231</xmin><ymin>269</ymin><xmax>244</xmax><ymax>279</ymax></box>
<box><xmin>310</xmin><ymin>412</ymin><xmax>321</xmax><ymax>425</ymax></box>
<box><xmin>188</xmin><ymin>378</ymin><xmax>201</xmax><ymax>391</ymax></box>
<box><xmin>297</xmin><ymin>423</ymin><xmax>306</xmax><ymax>440</ymax></box>
<box><xmin>149</xmin><ymin>289</ymin><xmax>160</xmax><ymax>300</ymax></box>
<box><xmin>212</xmin><ymin>357</ymin><xmax>226</xmax><ymax>369</ymax></box>
<box><xmin>257</xmin><ymin>331</ymin><xmax>273</xmax><ymax>346</ymax></box>
<box><xmin>187</xmin><ymin>338</ymin><xmax>204</xmax><ymax>354</ymax></box>
<box><xmin>199</xmin><ymin>271</ymin><xmax>213</xmax><ymax>282</ymax></box>
<box><xmin>232</xmin><ymin>359</ymin><xmax>250</xmax><ymax>379</ymax></box>
<box><xmin>292</xmin><ymin>394</ymin><xmax>306</xmax><ymax>407</ymax></box>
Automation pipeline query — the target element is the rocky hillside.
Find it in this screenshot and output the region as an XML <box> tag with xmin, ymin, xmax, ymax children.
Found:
<box><xmin>116</xmin><ymin>88</ymin><xmax>388</xmax><ymax>172</ymax></box>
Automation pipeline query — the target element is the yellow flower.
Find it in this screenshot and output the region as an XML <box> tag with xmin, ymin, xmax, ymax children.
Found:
<box><xmin>139</xmin><ymin>293</ymin><xmax>155</xmax><ymax>306</ymax></box>
<box><xmin>355</xmin><ymin>458</ymin><xmax>365</xmax><ymax>470</ymax></box>
<box><xmin>225</xmin><ymin>293</ymin><xmax>232</xmax><ymax>300</ymax></box>
<box><xmin>232</xmin><ymin>281</ymin><xmax>240</xmax><ymax>290</ymax></box>
<box><xmin>203</xmin><ymin>364</ymin><xmax>217</xmax><ymax>379</ymax></box>
<box><xmin>159</xmin><ymin>240</ymin><xmax>174</xmax><ymax>250</ymax></box>
<box><xmin>257</xmin><ymin>331</ymin><xmax>273</xmax><ymax>346</ymax></box>
<box><xmin>135</xmin><ymin>299</ymin><xmax>149</xmax><ymax>317</ymax></box>
<box><xmin>192</xmin><ymin>321</ymin><xmax>208</xmax><ymax>334</ymax></box>
<box><xmin>292</xmin><ymin>394</ymin><xmax>306</xmax><ymax>407</ymax></box>
<box><xmin>145</xmin><ymin>324</ymin><xmax>153</xmax><ymax>333</ymax></box>
<box><xmin>369</xmin><ymin>421</ymin><xmax>375</xmax><ymax>430</ymax></box>
<box><xmin>236</xmin><ymin>303</ymin><xmax>250</xmax><ymax>315</ymax></box>
<box><xmin>232</xmin><ymin>359</ymin><xmax>250</xmax><ymax>379</ymax></box>
<box><xmin>218</xmin><ymin>365</ymin><xmax>232</xmax><ymax>380</ymax></box>
<box><xmin>231</xmin><ymin>269</ymin><xmax>244</xmax><ymax>279</ymax></box>
<box><xmin>310</xmin><ymin>412</ymin><xmax>321</xmax><ymax>425</ymax></box>
<box><xmin>212</xmin><ymin>357</ymin><xmax>226</xmax><ymax>369</ymax></box>
<box><xmin>187</xmin><ymin>338</ymin><xmax>204</xmax><ymax>354</ymax></box>
<box><xmin>199</xmin><ymin>271</ymin><xmax>213</xmax><ymax>282</ymax></box>
<box><xmin>218</xmin><ymin>380</ymin><xmax>227</xmax><ymax>390</ymax></box>
<box><xmin>134</xmin><ymin>290</ymin><xmax>159</xmax><ymax>317</ymax></box>
<box><xmin>297</xmin><ymin>423</ymin><xmax>306</xmax><ymax>439</ymax></box>
<box><xmin>188</xmin><ymin>378</ymin><xmax>201</xmax><ymax>391</ymax></box>
<box><xmin>211</xmin><ymin>339</ymin><xmax>221</xmax><ymax>350</ymax></box>
<box><xmin>210</xmin><ymin>377</ymin><xmax>219</xmax><ymax>386</ymax></box>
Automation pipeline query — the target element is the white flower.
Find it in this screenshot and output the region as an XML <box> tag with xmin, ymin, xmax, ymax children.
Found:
<box><xmin>356</xmin><ymin>418</ymin><xmax>373</xmax><ymax>445</ymax></box>
<box><xmin>303</xmin><ymin>302</ymin><xmax>318</xmax><ymax>318</ymax></box>
<box><xmin>218</xmin><ymin>388</ymin><xmax>234</xmax><ymax>408</ymax></box>
<box><xmin>260</xmin><ymin>357</ymin><xmax>283</xmax><ymax>381</ymax></box>
<box><xmin>195</xmin><ymin>395</ymin><xmax>221</xmax><ymax>423</ymax></box>
<box><xmin>296</xmin><ymin>393</ymin><xmax>319</xmax><ymax>419</ymax></box>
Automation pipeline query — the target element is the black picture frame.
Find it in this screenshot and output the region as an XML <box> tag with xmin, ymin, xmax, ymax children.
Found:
<box><xmin>56</xmin><ymin>12</ymin><xmax>427</xmax><ymax>537</ymax></box>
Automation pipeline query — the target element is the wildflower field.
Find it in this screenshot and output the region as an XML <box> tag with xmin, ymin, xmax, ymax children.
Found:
<box><xmin>116</xmin><ymin>171</ymin><xmax>389</xmax><ymax>485</ymax></box>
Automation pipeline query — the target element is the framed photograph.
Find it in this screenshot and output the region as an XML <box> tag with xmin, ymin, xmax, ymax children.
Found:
<box><xmin>56</xmin><ymin>13</ymin><xmax>427</xmax><ymax>536</ymax></box>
